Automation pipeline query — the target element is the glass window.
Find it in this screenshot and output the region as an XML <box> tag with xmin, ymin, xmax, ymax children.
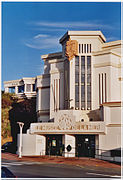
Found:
<box><xmin>79</xmin><ymin>44</ymin><xmax>81</xmax><ymax>53</ymax></box>
<box><xmin>75</xmin><ymin>85</ymin><xmax>79</xmax><ymax>102</ymax></box>
<box><xmin>84</xmin><ymin>44</ymin><xmax>86</xmax><ymax>53</ymax></box>
<box><xmin>87</xmin><ymin>74</ymin><xmax>91</xmax><ymax>84</ymax></box>
<box><xmin>82</xmin><ymin>44</ymin><xmax>83</xmax><ymax>53</ymax></box>
<box><xmin>87</xmin><ymin>44</ymin><xmax>89</xmax><ymax>53</ymax></box>
<box><xmin>75</xmin><ymin>56</ymin><xmax>79</xmax><ymax>109</ymax></box>
<box><xmin>26</xmin><ymin>84</ymin><xmax>31</xmax><ymax>92</ymax></box>
<box><xmin>33</xmin><ymin>84</ymin><xmax>35</xmax><ymax>91</ymax></box>
<box><xmin>81</xmin><ymin>85</ymin><xmax>85</xmax><ymax>102</ymax></box>
<box><xmin>81</xmin><ymin>56</ymin><xmax>85</xmax><ymax>66</ymax></box>
<box><xmin>75</xmin><ymin>56</ymin><xmax>79</xmax><ymax>65</ymax></box>
<box><xmin>81</xmin><ymin>74</ymin><xmax>85</xmax><ymax>84</ymax></box>
<box><xmin>90</xmin><ymin>44</ymin><xmax>91</xmax><ymax>53</ymax></box>
<box><xmin>9</xmin><ymin>87</ymin><xmax>15</xmax><ymax>93</ymax></box>
<box><xmin>87</xmin><ymin>85</ymin><xmax>91</xmax><ymax>102</ymax></box>
<box><xmin>18</xmin><ymin>85</ymin><xmax>24</xmax><ymax>93</ymax></box>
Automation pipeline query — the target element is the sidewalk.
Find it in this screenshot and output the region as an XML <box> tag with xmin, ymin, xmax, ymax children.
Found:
<box><xmin>2</xmin><ymin>153</ymin><xmax>121</xmax><ymax>174</ymax></box>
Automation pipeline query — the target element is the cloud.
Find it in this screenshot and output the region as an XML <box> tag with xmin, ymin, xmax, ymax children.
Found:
<box><xmin>33</xmin><ymin>34</ymin><xmax>49</xmax><ymax>39</ymax></box>
<box><xmin>31</xmin><ymin>21</ymin><xmax>114</xmax><ymax>30</ymax></box>
<box><xmin>25</xmin><ymin>20</ymin><xmax>118</xmax><ymax>50</ymax></box>
<box><xmin>25</xmin><ymin>34</ymin><xmax>61</xmax><ymax>50</ymax></box>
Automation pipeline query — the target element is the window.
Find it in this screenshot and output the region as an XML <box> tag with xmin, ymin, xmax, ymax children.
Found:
<box><xmin>79</xmin><ymin>44</ymin><xmax>81</xmax><ymax>53</ymax></box>
<box><xmin>18</xmin><ymin>85</ymin><xmax>24</xmax><ymax>93</ymax></box>
<box><xmin>81</xmin><ymin>56</ymin><xmax>85</xmax><ymax>110</ymax></box>
<box><xmin>33</xmin><ymin>84</ymin><xmax>35</xmax><ymax>91</ymax></box>
<box><xmin>87</xmin><ymin>56</ymin><xmax>91</xmax><ymax>109</ymax></box>
<box><xmin>9</xmin><ymin>87</ymin><xmax>15</xmax><ymax>93</ymax></box>
<box><xmin>105</xmin><ymin>73</ymin><xmax>107</xmax><ymax>102</ymax></box>
<box><xmin>75</xmin><ymin>56</ymin><xmax>79</xmax><ymax>109</ymax></box>
<box><xmin>26</xmin><ymin>84</ymin><xmax>31</xmax><ymax>92</ymax></box>
<box><xmin>84</xmin><ymin>44</ymin><xmax>86</xmax><ymax>53</ymax></box>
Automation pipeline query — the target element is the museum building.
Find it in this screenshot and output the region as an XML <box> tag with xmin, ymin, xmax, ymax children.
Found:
<box><xmin>4</xmin><ymin>31</ymin><xmax>122</xmax><ymax>161</ymax></box>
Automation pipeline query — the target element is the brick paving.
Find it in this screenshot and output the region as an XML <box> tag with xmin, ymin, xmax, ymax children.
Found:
<box><xmin>2</xmin><ymin>153</ymin><xmax>121</xmax><ymax>170</ymax></box>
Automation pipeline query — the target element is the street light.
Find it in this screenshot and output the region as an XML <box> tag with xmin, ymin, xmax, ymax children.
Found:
<box><xmin>17</xmin><ymin>122</ymin><xmax>24</xmax><ymax>158</ymax></box>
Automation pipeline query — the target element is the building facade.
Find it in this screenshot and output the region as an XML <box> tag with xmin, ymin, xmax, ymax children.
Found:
<box><xmin>4</xmin><ymin>77</ymin><xmax>36</xmax><ymax>99</ymax></box>
<box><xmin>4</xmin><ymin>31</ymin><xmax>122</xmax><ymax>161</ymax></box>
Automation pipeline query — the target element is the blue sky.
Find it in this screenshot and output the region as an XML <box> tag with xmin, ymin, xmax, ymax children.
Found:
<box><xmin>2</xmin><ymin>2</ymin><xmax>121</xmax><ymax>90</ymax></box>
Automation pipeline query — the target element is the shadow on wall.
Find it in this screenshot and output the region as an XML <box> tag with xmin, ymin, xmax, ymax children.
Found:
<box><xmin>9</xmin><ymin>97</ymin><xmax>37</xmax><ymax>146</ymax></box>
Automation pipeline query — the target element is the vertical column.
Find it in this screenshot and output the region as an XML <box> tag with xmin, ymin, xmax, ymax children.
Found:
<box><xmin>31</xmin><ymin>84</ymin><xmax>33</xmax><ymax>92</ymax></box>
<box><xmin>69</xmin><ymin>59</ymin><xmax>74</xmax><ymax>109</ymax></box>
<box><xmin>24</xmin><ymin>84</ymin><xmax>26</xmax><ymax>93</ymax></box>
<box><xmin>15</xmin><ymin>86</ymin><xmax>18</xmax><ymax>94</ymax></box>
<box><xmin>62</xmin><ymin>134</ymin><xmax>75</xmax><ymax>157</ymax></box>
<box><xmin>38</xmin><ymin>88</ymin><xmax>41</xmax><ymax>111</ymax></box>
<box><xmin>5</xmin><ymin>87</ymin><xmax>9</xmax><ymax>93</ymax></box>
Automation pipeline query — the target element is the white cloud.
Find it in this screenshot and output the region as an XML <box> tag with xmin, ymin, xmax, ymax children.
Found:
<box><xmin>32</xmin><ymin>21</ymin><xmax>114</xmax><ymax>30</ymax></box>
<box><xmin>25</xmin><ymin>34</ymin><xmax>60</xmax><ymax>50</ymax></box>
<box><xmin>25</xmin><ymin>20</ymin><xmax>118</xmax><ymax>50</ymax></box>
<box><xmin>33</xmin><ymin>34</ymin><xmax>49</xmax><ymax>39</ymax></box>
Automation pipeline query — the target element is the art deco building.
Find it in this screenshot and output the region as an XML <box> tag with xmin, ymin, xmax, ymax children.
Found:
<box><xmin>4</xmin><ymin>31</ymin><xmax>122</xmax><ymax>161</ymax></box>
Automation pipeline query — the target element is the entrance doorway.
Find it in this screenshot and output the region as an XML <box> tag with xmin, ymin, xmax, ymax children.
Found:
<box><xmin>76</xmin><ymin>135</ymin><xmax>95</xmax><ymax>157</ymax></box>
<box><xmin>46</xmin><ymin>135</ymin><xmax>63</xmax><ymax>156</ymax></box>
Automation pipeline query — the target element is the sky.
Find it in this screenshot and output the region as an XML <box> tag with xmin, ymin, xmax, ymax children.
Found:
<box><xmin>2</xmin><ymin>2</ymin><xmax>121</xmax><ymax>90</ymax></box>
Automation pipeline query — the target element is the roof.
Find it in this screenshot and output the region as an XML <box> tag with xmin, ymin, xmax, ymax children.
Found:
<box><xmin>59</xmin><ymin>31</ymin><xmax>106</xmax><ymax>44</ymax></box>
<box><xmin>41</xmin><ymin>52</ymin><xmax>62</xmax><ymax>60</ymax></box>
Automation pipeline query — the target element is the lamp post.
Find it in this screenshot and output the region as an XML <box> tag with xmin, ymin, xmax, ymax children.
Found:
<box><xmin>17</xmin><ymin>122</ymin><xmax>24</xmax><ymax>158</ymax></box>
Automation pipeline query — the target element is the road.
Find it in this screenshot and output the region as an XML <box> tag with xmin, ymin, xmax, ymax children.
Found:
<box><xmin>2</xmin><ymin>159</ymin><xmax>121</xmax><ymax>179</ymax></box>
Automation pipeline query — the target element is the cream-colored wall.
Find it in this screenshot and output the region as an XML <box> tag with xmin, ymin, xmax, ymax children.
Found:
<box><xmin>62</xmin><ymin>134</ymin><xmax>75</xmax><ymax>157</ymax></box>
<box><xmin>17</xmin><ymin>134</ymin><xmax>46</xmax><ymax>156</ymax></box>
<box><xmin>104</xmin><ymin>106</ymin><xmax>121</xmax><ymax>125</ymax></box>
<box><xmin>40</xmin><ymin>88</ymin><xmax>50</xmax><ymax>110</ymax></box>
<box><xmin>99</xmin><ymin>126</ymin><xmax>121</xmax><ymax>151</ymax></box>
<box><xmin>93</xmin><ymin>53</ymin><xmax>121</xmax><ymax>109</ymax></box>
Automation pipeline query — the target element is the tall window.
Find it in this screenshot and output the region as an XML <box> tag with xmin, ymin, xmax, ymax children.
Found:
<box><xmin>81</xmin><ymin>56</ymin><xmax>85</xmax><ymax>109</ymax></box>
<box><xmin>18</xmin><ymin>85</ymin><xmax>24</xmax><ymax>93</ymax></box>
<box><xmin>75</xmin><ymin>56</ymin><xmax>79</xmax><ymax>109</ymax></box>
<box><xmin>87</xmin><ymin>56</ymin><xmax>91</xmax><ymax>109</ymax></box>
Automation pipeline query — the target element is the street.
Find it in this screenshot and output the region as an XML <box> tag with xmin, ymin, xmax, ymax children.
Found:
<box><xmin>2</xmin><ymin>159</ymin><xmax>121</xmax><ymax>179</ymax></box>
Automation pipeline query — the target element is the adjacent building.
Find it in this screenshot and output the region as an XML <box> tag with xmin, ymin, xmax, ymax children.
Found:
<box><xmin>4</xmin><ymin>31</ymin><xmax>122</xmax><ymax>161</ymax></box>
<box><xmin>4</xmin><ymin>77</ymin><xmax>36</xmax><ymax>99</ymax></box>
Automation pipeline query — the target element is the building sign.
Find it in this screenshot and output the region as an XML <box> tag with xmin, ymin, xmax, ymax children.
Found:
<box><xmin>30</xmin><ymin>112</ymin><xmax>105</xmax><ymax>134</ymax></box>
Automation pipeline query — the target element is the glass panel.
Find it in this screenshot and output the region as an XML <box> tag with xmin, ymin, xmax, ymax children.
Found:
<box><xmin>84</xmin><ymin>44</ymin><xmax>86</xmax><ymax>53</ymax></box>
<box><xmin>87</xmin><ymin>74</ymin><xmax>91</xmax><ymax>84</ymax></box>
<box><xmin>81</xmin><ymin>74</ymin><xmax>85</xmax><ymax>83</ymax></box>
<box><xmin>75</xmin><ymin>56</ymin><xmax>79</xmax><ymax>66</ymax></box>
<box><xmin>75</xmin><ymin>85</ymin><xmax>79</xmax><ymax>102</ymax></box>
<box><xmin>87</xmin><ymin>85</ymin><xmax>91</xmax><ymax>102</ymax></box>
<box><xmin>82</xmin><ymin>44</ymin><xmax>83</xmax><ymax>53</ymax></box>
<box><xmin>81</xmin><ymin>85</ymin><xmax>85</xmax><ymax>102</ymax></box>
<box><xmin>33</xmin><ymin>84</ymin><xmax>35</xmax><ymax>91</ymax></box>
<box><xmin>18</xmin><ymin>85</ymin><xmax>24</xmax><ymax>93</ymax></box>
<box><xmin>81</xmin><ymin>56</ymin><xmax>85</xmax><ymax>66</ymax></box>
<box><xmin>9</xmin><ymin>87</ymin><xmax>15</xmax><ymax>93</ymax></box>
<box><xmin>87</xmin><ymin>102</ymin><xmax>91</xmax><ymax>109</ymax></box>
<box><xmin>81</xmin><ymin>101</ymin><xmax>85</xmax><ymax>110</ymax></box>
<box><xmin>87</xmin><ymin>56</ymin><xmax>91</xmax><ymax>66</ymax></box>
<box><xmin>75</xmin><ymin>102</ymin><xmax>79</xmax><ymax>108</ymax></box>
<box><xmin>79</xmin><ymin>44</ymin><xmax>81</xmax><ymax>53</ymax></box>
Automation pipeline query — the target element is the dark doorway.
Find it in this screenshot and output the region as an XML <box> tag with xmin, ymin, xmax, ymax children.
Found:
<box><xmin>46</xmin><ymin>135</ymin><xmax>63</xmax><ymax>156</ymax></box>
<box><xmin>76</xmin><ymin>135</ymin><xmax>95</xmax><ymax>157</ymax></box>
